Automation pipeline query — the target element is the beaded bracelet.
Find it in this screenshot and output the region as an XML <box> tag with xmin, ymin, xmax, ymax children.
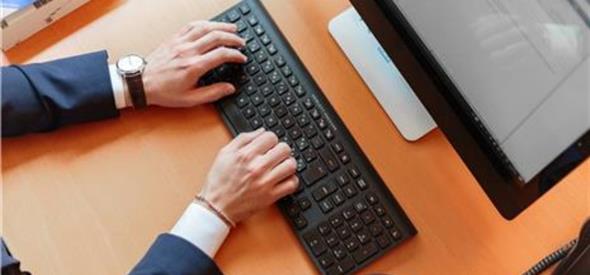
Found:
<box><xmin>194</xmin><ymin>195</ymin><xmax>236</xmax><ymax>228</ymax></box>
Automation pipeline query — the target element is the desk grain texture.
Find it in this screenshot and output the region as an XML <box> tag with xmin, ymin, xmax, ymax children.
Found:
<box><xmin>2</xmin><ymin>0</ymin><xmax>588</xmax><ymax>274</ymax></box>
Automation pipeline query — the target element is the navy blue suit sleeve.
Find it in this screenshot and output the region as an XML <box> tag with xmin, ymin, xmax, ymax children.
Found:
<box><xmin>1</xmin><ymin>51</ymin><xmax>119</xmax><ymax>137</ymax></box>
<box><xmin>130</xmin><ymin>234</ymin><xmax>222</xmax><ymax>275</ymax></box>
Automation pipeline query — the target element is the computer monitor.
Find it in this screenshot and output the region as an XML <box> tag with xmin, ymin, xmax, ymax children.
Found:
<box><xmin>351</xmin><ymin>0</ymin><xmax>590</xmax><ymax>219</ymax></box>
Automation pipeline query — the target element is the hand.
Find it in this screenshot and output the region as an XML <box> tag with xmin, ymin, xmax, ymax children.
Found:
<box><xmin>142</xmin><ymin>21</ymin><xmax>247</xmax><ymax>108</ymax></box>
<box><xmin>199</xmin><ymin>129</ymin><xmax>300</xmax><ymax>224</ymax></box>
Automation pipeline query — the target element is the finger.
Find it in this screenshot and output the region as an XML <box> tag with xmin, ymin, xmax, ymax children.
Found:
<box><xmin>259</xmin><ymin>157</ymin><xmax>297</xmax><ymax>186</ymax></box>
<box><xmin>187</xmin><ymin>47</ymin><xmax>247</xmax><ymax>77</ymax></box>
<box><xmin>185</xmin><ymin>82</ymin><xmax>236</xmax><ymax>106</ymax></box>
<box><xmin>254</xmin><ymin>142</ymin><xmax>292</xmax><ymax>172</ymax></box>
<box><xmin>240</xmin><ymin>131</ymin><xmax>279</xmax><ymax>157</ymax></box>
<box><xmin>270</xmin><ymin>176</ymin><xmax>300</xmax><ymax>200</ymax></box>
<box><xmin>181</xmin><ymin>21</ymin><xmax>237</xmax><ymax>42</ymax></box>
<box><xmin>190</xmin><ymin>31</ymin><xmax>245</xmax><ymax>55</ymax></box>
<box><xmin>226</xmin><ymin>128</ymin><xmax>266</xmax><ymax>151</ymax></box>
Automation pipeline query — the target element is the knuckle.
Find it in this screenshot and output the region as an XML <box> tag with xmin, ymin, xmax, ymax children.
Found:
<box><xmin>235</xmin><ymin>149</ymin><xmax>251</xmax><ymax>164</ymax></box>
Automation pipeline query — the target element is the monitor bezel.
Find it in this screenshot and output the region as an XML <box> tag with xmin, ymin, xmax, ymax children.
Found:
<box><xmin>350</xmin><ymin>0</ymin><xmax>590</xmax><ymax>219</ymax></box>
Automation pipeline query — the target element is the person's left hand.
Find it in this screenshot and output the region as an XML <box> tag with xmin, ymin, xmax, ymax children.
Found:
<box><xmin>142</xmin><ymin>20</ymin><xmax>247</xmax><ymax>108</ymax></box>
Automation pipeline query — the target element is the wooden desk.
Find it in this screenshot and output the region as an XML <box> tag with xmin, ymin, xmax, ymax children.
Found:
<box><xmin>2</xmin><ymin>0</ymin><xmax>588</xmax><ymax>274</ymax></box>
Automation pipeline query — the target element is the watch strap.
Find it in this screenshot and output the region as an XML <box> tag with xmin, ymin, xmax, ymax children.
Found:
<box><xmin>127</xmin><ymin>74</ymin><xmax>147</xmax><ymax>109</ymax></box>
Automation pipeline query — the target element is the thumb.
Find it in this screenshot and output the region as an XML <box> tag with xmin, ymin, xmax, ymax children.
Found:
<box><xmin>187</xmin><ymin>82</ymin><xmax>236</xmax><ymax>105</ymax></box>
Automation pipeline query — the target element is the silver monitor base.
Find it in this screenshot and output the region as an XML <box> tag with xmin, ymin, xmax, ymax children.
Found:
<box><xmin>329</xmin><ymin>7</ymin><xmax>436</xmax><ymax>141</ymax></box>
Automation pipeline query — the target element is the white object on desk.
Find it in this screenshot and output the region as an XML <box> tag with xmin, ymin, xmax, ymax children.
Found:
<box><xmin>329</xmin><ymin>7</ymin><xmax>436</xmax><ymax>141</ymax></box>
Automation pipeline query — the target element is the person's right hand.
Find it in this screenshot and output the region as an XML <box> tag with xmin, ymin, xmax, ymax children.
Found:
<box><xmin>199</xmin><ymin>129</ymin><xmax>299</xmax><ymax>224</ymax></box>
<box><xmin>142</xmin><ymin>20</ymin><xmax>247</xmax><ymax>108</ymax></box>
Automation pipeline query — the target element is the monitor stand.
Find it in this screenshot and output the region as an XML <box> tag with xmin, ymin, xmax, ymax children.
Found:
<box><xmin>329</xmin><ymin>7</ymin><xmax>436</xmax><ymax>141</ymax></box>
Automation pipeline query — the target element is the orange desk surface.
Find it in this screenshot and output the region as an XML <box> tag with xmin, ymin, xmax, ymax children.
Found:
<box><xmin>2</xmin><ymin>0</ymin><xmax>588</xmax><ymax>274</ymax></box>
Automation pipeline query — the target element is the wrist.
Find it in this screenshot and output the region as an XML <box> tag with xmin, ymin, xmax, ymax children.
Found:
<box><xmin>194</xmin><ymin>195</ymin><xmax>236</xmax><ymax>228</ymax></box>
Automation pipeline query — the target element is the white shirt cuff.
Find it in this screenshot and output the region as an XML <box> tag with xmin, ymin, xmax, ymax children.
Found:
<box><xmin>108</xmin><ymin>64</ymin><xmax>129</xmax><ymax>109</ymax></box>
<box><xmin>170</xmin><ymin>203</ymin><xmax>231</xmax><ymax>258</ymax></box>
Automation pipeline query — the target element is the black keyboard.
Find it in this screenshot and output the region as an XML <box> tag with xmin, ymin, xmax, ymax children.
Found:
<box><xmin>204</xmin><ymin>1</ymin><xmax>417</xmax><ymax>274</ymax></box>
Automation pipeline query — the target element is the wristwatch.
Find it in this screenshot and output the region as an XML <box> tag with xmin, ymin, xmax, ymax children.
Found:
<box><xmin>116</xmin><ymin>54</ymin><xmax>148</xmax><ymax>109</ymax></box>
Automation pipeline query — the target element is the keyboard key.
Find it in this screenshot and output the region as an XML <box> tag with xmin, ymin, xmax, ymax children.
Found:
<box><xmin>281</xmin><ymin>117</ymin><xmax>295</xmax><ymax>129</ymax></box>
<box><xmin>318</xmin><ymin>222</ymin><xmax>331</xmax><ymax>235</ymax></box>
<box><xmin>226</xmin><ymin>9</ymin><xmax>241</xmax><ymax>22</ymax></box>
<box><xmin>304</xmin><ymin>231</ymin><xmax>327</xmax><ymax>256</ymax></box>
<box><xmin>241</xmin><ymin>29</ymin><xmax>255</xmax><ymax>42</ymax></box>
<box><xmin>294</xmin><ymin>216</ymin><xmax>308</xmax><ymax>230</ymax></box>
<box><xmin>332</xmin><ymin>191</ymin><xmax>346</xmax><ymax>206</ymax></box>
<box><xmin>268</xmin><ymin>95</ymin><xmax>280</xmax><ymax>107</ymax></box>
<box><xmin>300</xmin><ymin>98</ymin><xmax>313</xmax><ymax>110</ymax></box>
<box><xmin>267</xmin><ymin>44</ymin><xmax>278</xmax><ymax>55</ymax></box>
<box><xmin>366</xmin><ymin>193</ymin><xmax>379</xmax><ymax>205</ymax></box>
<box><xmin>318</xmin><ymin>253</ymin><xmax>335</xmax><ymax>268</ymax></box>
<box><xmin>348</xmin><ymin>166</ymin><xmax>361</xmax><ymax>178</ymax></box>
<box><xmin>311</xmin><ymin>135</ymin><xmax>324</xmax><ymax>149</ymax></box>
<box><xmin>357</xmin><ymin>229</ymin><xmax>371</xmax><ymax>244</ymax></box>
<box><xmin>246</xmin><ymin>63</ymin><xmax>260</xmax><ymax>75</ymax></box>
<box><xmin>247</xmin><ymin>15</ymin><xmax>258</xmax><ymax>26</ymax></box>
<box><xmin>250</xmin><ymin>93</ymin><xmax>264</xmax><ymax>106</ymax></box>
<box><xmin>261</xmin><ymin>60</ymin><xmax>274</xmax><ymax>73</ymax></box>
<box><xmin>289</xmin><ymin>127</ymin><xmax>302</xmax><ymax>139</ymax></box>
<box><xmin>369</xmin><ymin>223</ymin><xmax>384</xmax><ymax>237</ymax></box>
<box><xmin>382</xmin><ymin>215</ymin><xmax>394</xmax><ymax>228</ymax></box>
<box><xmin>274</xmin><ymin>55</ymin><xmax>286</xmax><ymax>67</ymax></box>
<box><xmin>337</xmin><ymin>225</ymin><xmax>352</xmax><ymax>239</ymax></box>
<box><xmin>286</xmin><ymin>201</ymin><xmax>300</xmax><ymax>217</ymax></box>
<box><xmin>376</xmin><ymin>234</ymin><xmax>391</xmax><ymax>248</ymax></box>
<box><xmin>353</xmin><ymin>200</ymin><xmax>369</xmax><ymax>212</ymax></box>
<box><xmin>255</xmin><ymin>50</ymin><xmax>268</xmax><ymax>63</ymax></box>
<box><xmin>332</xmin><ymin>244</ymin><xmax>347</xmax><ymax>260</ymax></box>
<box><xmin>297</xmin><ymin>114</ymin><xmax>311</xmax><ymax>127</ymax></box>
<box><xmin>343</xmin><ymin>184</ymin><xmax>358</xmax><ymax>198</ymax></box>
<box><xmin>352</xmin><ymin>242</ymin><xmax>379</xmax><ymax>264</ymax></box>
<box><xmin>331</xmin><ymin>142</ymin><xmax>344</xmax><ymax>154</ymax></box>
<box><xmin>269</xmin><ymin>71</ymin><xmax>281</xmax><ymax>84</ymax></box>
<box><xmin>253</xmin><ymin>25</ymin><xmax>265</xmax><ymax>36</ymax></box>
<box><xmin>247</xmin><ymin>40</ymin><xmax>261</xmax><ymax>53</ymax></box>
<box><xmin>296</xmin><ymin>137</ymin><xmax>309</xmax><ymax>151</ymax></box>
<box><xmin>242</xmin><ymin>106</ymin><xmax>256</xmax><ymax>119</ymax></box>
<box><xmin>236</xmin><ymin>20</ymin><xmax>247</xmax><ymax>32</ymax></box>
<box><xmin>294</xmin><ymin>85</ymin><xmax>307</xmax><ymax>97</ymax></box>
<box><xmin>336</xmin><ymin>173</ymin><xmax>350</xmax><ymax>186</ymax></box>
<box><xmin>339</xmin><ymin>153</ymin><xmax>350</xmax><ymax>164</ymax></box>
<box><xmin>356</xmin><ymin>178</ymin><xmax>368</xmax><ymax>190</ymax></box>
<box><xmin>343</xmin><ymin>236</ymin><xmax>359</xmax><ymax>252</ymax></box>
<box><xmin>390</xmin><ymin>227</ymin><xmax>402</xmax><ymax>240</ymax></box>
<box><xmin>317</xmin><ymin>118</ymin><xmax>328</xmax><ymax>129</ymax></box>
<box><xmin>329</xmin><ymin>214</ymin><xmax>344</xmax><ymax>228</ymax></box>
<box><xmin>319</xmin><ymin>200</ymin><xmax>334</xmax><ymax>213</ymax></box>
<box><xmin>302</xmin><ymin>148</ymin><xmax>317</xmax><ymax>162</ymax></box>
<box><xmin>320</xmin><ymin>148</ymin><xmax>340</xmax><ymax>172</ymax></box>
<box><xmin>250</xmin><ymin>117</ymin><xmax>263</xmax><ymax>129</ymax></box>
<box><xmin>264</xmin><ymin>115</ymin><xmax>278</xmax><ymax>128</ymax></box>
<box><xmin>304</xmin><ymin>124</ymin><xmax>318</xmax><ymax>138</ymax></box>
<box><xmin>260</xmin><ymin>34</ymin><xmax>271</xmax><ymax>45</ymax></box>
<box><xmin>373</xmin><ymin>203</ymin><xmax>386</xmax><ymax>216</ymax></box>
<box><xmin>360</xmin><ymin>210</ymin><xmax>375</xmax><ymax>224</ymax></box>
<box><xmin>349</xmin><ymin>217</ymin><xmax>363</xmax><ymax>232</ymax></box>
<box><xmin>310</xmin><ymin>108</ymin><xmax>321</xmax><ymax>120</ymax></box>
<box><xmin>236</xmin><ymin>94</ymin><xmax>249</xmax><ymax>108</ymax></box>
<box><xmin>281</xmin><ymin>65</ymin><xmax>292</xmax><ymax>77</ymax></box>
<box><xmin>326</xmin><ymin>256</ymin><xmax>355</xmax><ymax>275</ymax></box>
<box><xmin>239</xmin><ymin>4</ymin><xmax>250</xmax><ymax>14</ymax></box>
<box><xmin>254</xmin><ymin>74</ymin><xmax>267</xmax><ymax>86</ymax></box>
<box><xmin>301</xmin><ymin>161</ymin><xmax>328</xmax><ymax>186</ymax></box>
<box><xmin>325</xmin><ymin>232</ymin><xmax>339</xmax><ymax>248</ymax></box>
<box><xmin>342</xmin><ymin>207</ymin><xmax>356</xmax><ymax>220</ymax></box>
<box><xmin>283</xmin><ymin>92</ymin><xmax>297</xmax><ymax>106</ymax></box>
<box><xmin>242</xmin><ymin>83</ymin><xmax>257</xmax><ymax>95</ymax></box>
<box><xmin>289</xmin><ymin>104</ymin><xmax>303</xmax><ymax>116</ymax></box>
<box><xmin>296</xmin><ymin>157</ymin><xmax>306</xmax><ymax>172</ymax></box>
<box><xmin>274</xmin><ymin>126</ymin><xmax>286</xmax><ymax>138</ymax></box>
<box><xmin>288</xmin><ymin>75</ymin><xmax>299</xmax><ymax>86</ymax></box>
<box><xmin>312</xmin><ymin>182</ymin><xmax>336</xmax><ymax>201</ymax></box>
<box><xmin>275</xmin><ymin>81</ymin><xmax>288</xmax><ymax>94</ymax></box>
<box><xmin>274</xmin><ymin>105</ymin><xmax>288</xmax><ymax>118</ymax></box>
<box><xmin>324</xmin><ymin>129</ymin><xmax>335</xmax><ymax>141</ymax></box>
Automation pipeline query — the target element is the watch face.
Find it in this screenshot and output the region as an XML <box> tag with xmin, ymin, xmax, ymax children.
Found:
<box><xmin>117</xmin><ymin>54</ymin><xmax>145</xmax><ymax>75</ymax></box>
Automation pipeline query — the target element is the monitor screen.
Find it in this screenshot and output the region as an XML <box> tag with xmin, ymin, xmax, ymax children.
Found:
<box><xmin>388</xmin><ymin>0</ymin><xmax>589</xmax><ymax>182</ymax></box>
